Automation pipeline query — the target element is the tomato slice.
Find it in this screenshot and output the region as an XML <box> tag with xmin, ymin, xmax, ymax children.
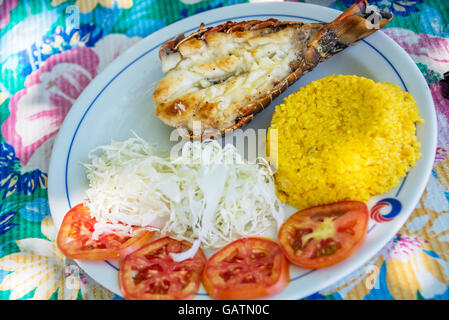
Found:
<box><xmin>202</xmin><ymin>237</ymin><xmax>290</xmax><ymax>300</ymax></box>
<box><xmin>278</xmin><ymin>201</ymin><xmax>369</xmax><ymax>269</ymax></box>
<box><xmin>57</xmin><ymin>204</ymin><xmax>154</xmax><ymax>260</ymax></box>
<box><xmin>119</xmin><ymin>237</ymin><xmax>206</xmax><ymax>300</ymax></box>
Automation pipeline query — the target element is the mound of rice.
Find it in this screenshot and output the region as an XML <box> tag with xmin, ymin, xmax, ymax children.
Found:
<box><xmin>267</xmin><ymin>74</ymin><xmax>423</xmax><ymax>210</ymax></box>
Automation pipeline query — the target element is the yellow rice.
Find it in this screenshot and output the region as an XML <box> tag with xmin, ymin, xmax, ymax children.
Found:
<box><xmin>267</xmin><ymin>74</ymin><xmax>423</xmax><ymax>210</ymax></box>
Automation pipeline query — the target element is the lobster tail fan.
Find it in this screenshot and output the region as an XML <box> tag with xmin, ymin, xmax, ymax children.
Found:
<box><xmin>329</xmin><ymin>0</ymin><xmax>393</xmax><ymax>45</ymax></box>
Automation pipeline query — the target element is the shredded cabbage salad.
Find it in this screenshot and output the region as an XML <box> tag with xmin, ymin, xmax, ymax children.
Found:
<box><xmin>84</xmin><ymin>135</ymin><xmax>284</xmax><ymax>250</ymax></box>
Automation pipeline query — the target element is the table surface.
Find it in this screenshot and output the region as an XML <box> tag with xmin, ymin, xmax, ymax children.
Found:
<box><xmin>0</xmin><ymin>0</ymin><xmax>448</xmax><ymax>300</ymax></box>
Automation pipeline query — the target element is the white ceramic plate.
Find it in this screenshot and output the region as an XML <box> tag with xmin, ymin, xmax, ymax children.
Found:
<box><xmin>48</xmin><ymin>2</ymin><xmax>437</xmax><ymax>299</ymax></box>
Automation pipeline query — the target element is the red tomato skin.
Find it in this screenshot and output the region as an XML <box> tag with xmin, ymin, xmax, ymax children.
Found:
<box><xmin>278</xmin><ymin>201</ymin><xmax>369</xmax><ymax>269</ymax></box>
<box><xmin>57</xmin><ymin>203</ymin><xmax>153</xmax><ymax>260</ymax></box>
<box><xmin>56</xmin><ymin>204</ymin><xmax>117</xmax><ymax>260</ymax></box>
<box><xmin>118</xmin><ymin>231</ymin><xmax>154</xmax><ymax>257</ymax></box>
<box><xmin>202</xmin><ymin>237</ymin><xmax>290</xmax><ymax>300</ymax></box>
<box><xmin>203</xmin><ymin>257</ymin><xmax>290</xmax><ymax>300</ymax></box>
<box><xmin>119</xmin><ymin>237</ymin><xmax>206</xmax><ymax>300</ymax></box>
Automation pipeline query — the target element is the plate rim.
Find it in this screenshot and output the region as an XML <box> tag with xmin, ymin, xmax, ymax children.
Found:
<box><xmin>48</xmin><ymin>1</ymin><xmax>437</xmax><ymax>299</ymax></box>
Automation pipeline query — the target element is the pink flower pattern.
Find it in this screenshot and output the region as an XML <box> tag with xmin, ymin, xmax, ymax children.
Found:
<box><xmin>0</xmin><ymin>0</ymin><xmax>18</xmax><ymax>29</ymax></box>
<box><xmin>1</xmin><ymin>34</ymin><xmax>140</xmax><ymax>170</ymax></box>
<box><xmin>2</xmin><ymin>47</ymin><xmax>99</xmax><ymax>167</ymax></box>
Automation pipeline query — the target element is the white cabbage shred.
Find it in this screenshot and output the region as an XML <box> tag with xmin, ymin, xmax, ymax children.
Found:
<box><xmin>84</xmin><ymin>135</ymin><xmax>284</xmax><ymax>251</ymax></box>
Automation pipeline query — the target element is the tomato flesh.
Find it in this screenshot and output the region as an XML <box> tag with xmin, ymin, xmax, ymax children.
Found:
<box><xmin>202</xmin><ymin>237</ymin><xmax>290</xmax><ymax>300</ymax></box>
<box><xmin>119</xmin><ymin>237</ymin><xmax>206</xmax><ymax>300</ymax></box>
<box><xmin>278</xmin><ymin>201</ymin><xmax>369</xmax><ymax>269</ymax></box>
<box><xmin>57</xmin><ymin>204</ymin><xmax>154</xmax><ymax>260</ymax></box>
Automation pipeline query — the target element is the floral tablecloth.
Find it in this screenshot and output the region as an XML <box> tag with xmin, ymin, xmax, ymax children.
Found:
<box><xmin>0</xmin><ymin>0</ymin><xmax>448</xmax><ymax>300</ymax></box>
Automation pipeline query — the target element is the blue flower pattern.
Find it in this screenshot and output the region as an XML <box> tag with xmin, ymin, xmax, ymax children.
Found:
<box><xmin>0</xmin><ymin>142</ymin><xmax>47</xmax><ymax>200</ymax></box>
<box><xmin>0</xmin><ymin>211</ymin><xmax>17</xmax><ymax>235</ymax></box>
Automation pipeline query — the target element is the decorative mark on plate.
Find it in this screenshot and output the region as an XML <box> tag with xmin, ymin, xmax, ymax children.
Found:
<box><xmin>370</xmin><ymin>198</ymin><xmax>402</xmax><ymax>223</ymax></box>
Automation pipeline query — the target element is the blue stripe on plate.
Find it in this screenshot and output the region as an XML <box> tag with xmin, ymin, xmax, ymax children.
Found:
<box><xmin>62</xmin><ymin>13</ymin><xmax>407</xmax><ymax>293</ymax></box>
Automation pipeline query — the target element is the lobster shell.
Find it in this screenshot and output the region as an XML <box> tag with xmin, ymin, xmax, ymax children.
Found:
<box><xmin>153</xmin><ymin>0</ymin><xmax>393</xmax><ymax>139</ymax></box>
